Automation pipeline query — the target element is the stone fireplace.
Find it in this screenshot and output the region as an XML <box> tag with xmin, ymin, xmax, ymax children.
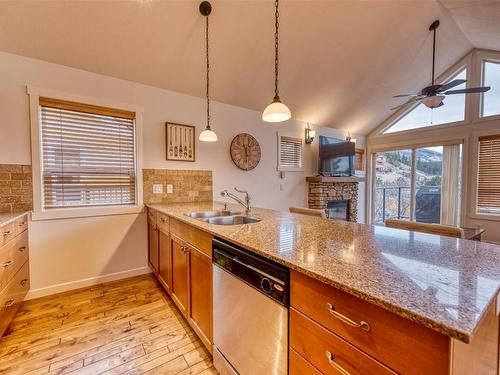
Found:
<box><xmin>306</xmin><ymin>176</ymin><xmax>364</xmax><ymax>222</ymax></box>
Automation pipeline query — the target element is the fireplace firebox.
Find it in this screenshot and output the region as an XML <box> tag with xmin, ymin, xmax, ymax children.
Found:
<box><xmin>326</xmin><ymin>200</ymin><xmax>350</xmax><ymax>221</ymax></box>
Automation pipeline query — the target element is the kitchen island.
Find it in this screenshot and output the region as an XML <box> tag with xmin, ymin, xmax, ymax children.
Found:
<box><xmin>146</xmin><ymin>201</ymin><xmax>500</xmax><ymax>374</ymax></box>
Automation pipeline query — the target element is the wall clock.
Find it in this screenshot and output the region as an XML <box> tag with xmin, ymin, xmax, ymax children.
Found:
<box><xmin>230</xmin><ymin>133</ymin><xmax>261</xmax><ymax>171</ymax></box>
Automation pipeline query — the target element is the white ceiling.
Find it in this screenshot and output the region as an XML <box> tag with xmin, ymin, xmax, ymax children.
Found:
<box><xmin>0</xmin><ymin>0</ymin><xmax>499</xmax><ymax>134</ymax></box>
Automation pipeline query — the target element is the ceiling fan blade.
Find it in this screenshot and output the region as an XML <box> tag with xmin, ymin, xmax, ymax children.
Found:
<box><xmin>444</xmin><ymin>86</ymin><xmax>491</xmax><ymax>95</ymax></box>
<box><xmin>393</xmin><ymin>94</ymin><xmax>419</xmax><ymax>98</ymax></box>
<box><xmin>390</xmin><ymin>96</ymin><xmax>426</xmax><ymax>111</ymax></box>
<box><xmin>438</xmin><ymin>79</ymin><xmax>467</xmax><ymax>92</ymax></box>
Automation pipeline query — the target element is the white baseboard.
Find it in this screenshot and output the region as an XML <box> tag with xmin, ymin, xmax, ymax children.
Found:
<box><xmin>25</xmin><ymin>266</ymin><xmax>152</xmax><ymax>300</ymax></box>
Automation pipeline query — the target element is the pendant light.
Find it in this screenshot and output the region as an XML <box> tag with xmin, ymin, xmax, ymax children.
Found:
<box><xmin>199</xmin><ymin>1</ymin><xmax>218</xmax><ymax>142</ymax></box>
<box><xmin>262</xmin><ymin>0</ymin><xmax>291</xmax><ymax>123</ymax></box>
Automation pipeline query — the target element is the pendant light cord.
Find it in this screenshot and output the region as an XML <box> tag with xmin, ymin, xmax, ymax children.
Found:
<box><xmin>274</xmin><ymin>0</ymin><xmax>280</xmax><ymax>100</ymax></box>
<box><xmin>205</xmin><ymin>14</ymin><xmax>211</xmax><ymax>129</ymax></box>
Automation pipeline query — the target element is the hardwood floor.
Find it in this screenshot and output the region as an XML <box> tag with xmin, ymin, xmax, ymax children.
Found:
<box><xmin>0</xmin><ymin>274</ymin><xmax>217</xmax><ymax>375</ymax></box>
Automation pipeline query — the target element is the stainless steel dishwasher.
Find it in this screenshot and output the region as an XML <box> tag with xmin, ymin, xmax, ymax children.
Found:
<box><xmin>212</xmin><ymin>238</ymin><xmax>289</xmax><ymax>375</ymax></box>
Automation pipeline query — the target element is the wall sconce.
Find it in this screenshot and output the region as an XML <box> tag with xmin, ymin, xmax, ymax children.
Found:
<box><xmin>346</xmin><ymin>132</ymin><xmax>356</xmax><ymax>144</ymax></box>
<box><xmin>305</xmin><ymin>124</ymin><xmax>315</xmax><ymax>144</ymax></box>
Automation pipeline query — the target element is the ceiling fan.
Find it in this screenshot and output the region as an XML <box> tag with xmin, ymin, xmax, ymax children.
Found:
<box><xmin>391</xmin><ymin>20</ymin><xmax>490</xmax><ymax>111</ymax></box>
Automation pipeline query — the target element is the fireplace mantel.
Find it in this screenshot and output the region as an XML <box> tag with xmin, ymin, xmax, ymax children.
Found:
<box><xmin>306</xmin><ymin>175</ymin><xmax>365</xmax><ymax>183</ymax></box>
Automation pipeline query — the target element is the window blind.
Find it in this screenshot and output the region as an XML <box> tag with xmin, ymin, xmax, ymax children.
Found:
<box><xmin>477</xmin><ymin>134</ymin><xmax>500</xmax><ymax>214</ymax></box>
<box><xmin>278</xmin><ymin>136</ymin><xmax>302</xmax><ymax>170</ymax></box>
<box><xmin>39</xmin><ymin>98</ymin><xmax>137</xmax><ymax>209</ymax></box>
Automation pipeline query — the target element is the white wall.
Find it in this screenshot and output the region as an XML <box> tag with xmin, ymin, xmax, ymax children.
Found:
<box><xmin>0</xmin><ymin>51</ymin><xmax>365</xmax><ymax>297</ymax></box>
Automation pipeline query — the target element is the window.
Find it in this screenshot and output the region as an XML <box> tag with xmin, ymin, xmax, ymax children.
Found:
<box><xmin>373</xmin><ymin>144</ymin><xmax>462</xmax><ymax>225</ymax></box>
<box><xmin>383</xmin><ymin>69</ymin><xmax>467</xmax><ymax>134</ymax></box>
<box><xmin>481</xmin><ymin>60</ymin><xmax>500</xmax><ymax>117</ymax></box>
<box><xmin>39</xmin><ymin>97</ymin><xmax>138</xmax><ymax>210</ymax></box>
<box><xmin>277</xmin><ymin>134</ymin><xmax>303</xmax><ymax>171</ymax></box>
<box><xmin>477</xmin><ymin>134</ymin><xmax>500</xmax><ymax>215</ymax></box>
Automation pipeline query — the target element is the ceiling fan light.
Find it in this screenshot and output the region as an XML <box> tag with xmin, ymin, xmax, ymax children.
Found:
<box><xmin>199</xmin><ymin>127</ymin><xmax>218</xmax><ymax>142</ymax></box>
<box><xmin>262</xmin><ymin>97</ymin><xmax>291</xmax><ymax>122</ymax></box>
<box><xmin>422</xmin><ymin>95</ymin><xmax>445</xmax><ymax>109</ymax></box>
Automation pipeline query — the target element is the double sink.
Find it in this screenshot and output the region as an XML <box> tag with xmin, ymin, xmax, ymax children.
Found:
<box><xmin>185</xmin><ymin>210</ymin><xmax>261</xmax><ymax>225</ymax></box>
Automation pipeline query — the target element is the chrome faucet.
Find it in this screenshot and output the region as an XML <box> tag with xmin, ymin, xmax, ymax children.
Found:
<box><xmin>221</xmin><ymin>188</ymin><xmax>251</xmax><ymax>216</ymax></box>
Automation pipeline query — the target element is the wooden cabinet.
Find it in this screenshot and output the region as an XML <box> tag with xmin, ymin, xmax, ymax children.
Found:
<box><xmin>146</xmin><ymin>210</ymin><xmax>213</xmax><ymax>354</ymax></box>
<box><xmin>188</xmin><ymin>244</ymin><xmax>212</xmax><ymax>350</ymax></box>
<box><xmin>0</xmin><ymin>213</ymin><xmax>30</xmax><ymax>337</ymax></box>
<box><xmin>171</xmin><ymin>236</ymin><xmax>189</xmax><ymax>316</ymax></box>
<box><xmin>291</xmin><ymin>271</ymin><xmax>449</xmax><ymax>374</ymax></box>
<box><xmin>290</xmin><ymin>270</ymin><xmax>500</xmax><ymax>375</ymax></box>
<box><xmin>158</xmin><ymin>229</ymin><xmax>171</xmax><ymax>293</ymax></box>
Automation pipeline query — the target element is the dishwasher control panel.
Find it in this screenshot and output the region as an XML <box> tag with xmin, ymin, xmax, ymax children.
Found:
<box><xmin>213</xmin><ymin>238</ymin><xmax>289</xmax><ymax>306</ymax></box>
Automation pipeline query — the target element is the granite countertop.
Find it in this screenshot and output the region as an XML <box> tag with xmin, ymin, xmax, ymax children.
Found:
<box><xmin>147</xmin><ymin>201</ymin><xmax>500</xmax><ymax>343</ymax></box>
<box><xmin>0</xmin><ymin>211</ymin><xmax>30</xmax><ymax>227</ymax></box>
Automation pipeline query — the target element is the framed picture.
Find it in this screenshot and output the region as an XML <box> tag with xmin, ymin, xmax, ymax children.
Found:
<box><xmin>166</xmin><ymin>122</ymin><xmax>196</xmax><ymax>162</ymax></box>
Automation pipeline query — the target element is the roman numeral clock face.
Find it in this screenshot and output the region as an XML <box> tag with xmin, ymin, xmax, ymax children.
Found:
<box><xmin>230</xmin><ymin>133</ymin><xmax>261</xmax><ymax>171</ymax></box>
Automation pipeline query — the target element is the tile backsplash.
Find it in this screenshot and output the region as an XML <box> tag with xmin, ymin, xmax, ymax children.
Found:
<box><xmin>143</xmin><ymin>169</ymin><xmax>212</xmax><ymax>204</ymax></box>
<box><xmin>0</xmin><ymin>164</ymin><xmax>33</xmax><ymax>213</ymax></box>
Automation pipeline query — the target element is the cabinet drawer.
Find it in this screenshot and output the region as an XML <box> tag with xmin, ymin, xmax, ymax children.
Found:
<box><xmin>0</xmin><ymin>260</ymin><xmax>30</xmax><ymax>336</ymax></box>
<box><xmin>147</xmin><ymin>208</ymin><xmax>157</xmax><ymax>226</ymax></box>
<box><xmin>0</xmin><ymin>231</ymin><xmax>29</xmax><ymax>291</ymax></box>
<box><xmin>291</xmin><ymin>308</ymin><xmax>395</xmax><ymax>375</ymax></box>
<box><xmin>291</xmin><ymin>271</ymin><xmax>449</xmax><ymax>374</ymax></box>
<box><xmin>290</xmin><ymin>348</ymin><xmax>322</xmax><ymax>375</ymax></box>
<box><xmin>14</xmin><ymin>214</ymin><xmax>29</xmax><ymax>236</ymax></box>
<box><xmin>0</xmin><ymin>222</ymin><xmax>16</xmax><ymax>248</ymax></box>
<box><xmin>170</xmin><ymin>218</ymin><xmax>212</xmax><ymax>257</ymax></box>
<box><xmin>157</xmin><ymin>213</ymin><xmax>169</xmax><ymax>234</ymax></box>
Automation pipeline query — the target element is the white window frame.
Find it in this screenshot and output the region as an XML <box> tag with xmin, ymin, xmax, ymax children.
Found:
<box><xmin>27</xmin><ymin>86</ymin><xmax>144</xmax><ymax>220</ymax></box>
<box><xmin>473</xmin><ymin>50</ymin><xmax>500</xmax><ymax>122</ymax></box>
<box><xmin>276</xmin><ymin>132</ymin><xmax>304</xmax><ymax>172</ymax></box>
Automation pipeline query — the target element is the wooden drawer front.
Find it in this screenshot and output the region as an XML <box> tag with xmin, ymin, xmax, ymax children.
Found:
<box><xmin>0</xmin><ymin>222</ymin><xmax>16</xmax><ymax>247</ymax></box>
<box><xmin>147</xmin><ymin>208</ymin><xmax>157</xmax><ymax>226</ymax></box>
<box><xmin>0</xmin><ymin>232</ymin><xmax>29</xmax><ymax>291</ymax></box>
<box><xmin>291</xmin><ymin>308</ymin><xmax>395</xmax><ymax>375</ymax></box>
<box><xmin>157</xmin><ymin>213</ymin><xmax>169</xmax><ymax>234</ymax></box>
<box><xmin>290</xmin><ymin>348</ymin><xmax>322</xmax><ymax>375</ymax></box>
<box><xmin>0</xmin><ymin>260</ymin><xmax>30</xmax><ymax>336</ymax></box>
<box><xmin>170</xmin><ymin>218</ymin><xmax>212</xmax><ymax>257</ymax></box>
<box><xmin>14</xmin><ymin>214</ymin><xmax>28</xmax><ymax>236</ymax></box>
<box><xmin>291</xmin><ymin>271</ymin><xmax>449</xmax><ymax>374</ymax></box>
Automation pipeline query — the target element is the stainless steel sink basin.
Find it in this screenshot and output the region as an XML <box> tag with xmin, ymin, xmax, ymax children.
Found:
<box><xmin>185</xmin><ymin>210</ymin><xmax>241</xmax><ymax>219</ymax></box>
<box><xmin>203</xmin><ymin>215</ymin><xmax>261</xmax><ymax>225</ymax></box>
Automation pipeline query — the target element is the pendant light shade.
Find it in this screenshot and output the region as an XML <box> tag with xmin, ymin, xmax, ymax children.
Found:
<box><xmin>262</xmin><ymin>97</ymin><xmax>291</xmax><ymax>122</ymax></box>
<box><xmin>199</xmin><ymin>127</ymin><xmax>218</xmax><ymax>142</ymax></box>
<box><xmin>199</xmin><ymin>1</ymin><xmax>217</xmax><ymax>142</ymax></box>
<box><xmin>263</xmin><ymin>0</ymin><xmax>290</xmax><ymax>123</ymax></box>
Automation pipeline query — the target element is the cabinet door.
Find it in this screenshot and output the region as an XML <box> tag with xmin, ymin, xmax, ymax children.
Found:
<box><xmin>188</xmin><ymin>245</ymin><xmax>213</xmax><ymax>350</ymax></box>
<box><xmin>171</xmin><ymin>237</ymin><xmax>189</xmax><ymax>316</ymax></box>
<box><xmin>158</xmin><ymin>230</ymin><xmax>172</xmax><ymax>293</ymax></box>
<box><xmin>148</xmin><ymin>222</ymin><xmax>159</xmax><ymax>274</ymax></box>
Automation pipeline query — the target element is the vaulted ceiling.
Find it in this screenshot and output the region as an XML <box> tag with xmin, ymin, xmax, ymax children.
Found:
<box><xmin>0</xmin><ymin>0</ymin><xmax>499</xmax><ymax>134</ymax></box>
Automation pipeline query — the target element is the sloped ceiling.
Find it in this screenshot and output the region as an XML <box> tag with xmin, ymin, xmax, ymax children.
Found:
<box><xmin>0</xmin><ymin>0</ymin><xmax>496</xmax><ymax>134</ymax></box>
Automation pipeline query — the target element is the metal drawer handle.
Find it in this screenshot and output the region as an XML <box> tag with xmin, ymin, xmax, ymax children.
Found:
<box><xmin>2</xmin><ymin>231</ymin><xmax>11</xmax><ymax>237</ymax></box>
<box><xmin>4</xmin><ymin>299</ymin><xmax>15</xmax><ymax>308</ymax></box>
<box><xmin>2</xmin><ymin>260</ymin><xmax>13</xmax><ymax>268</ymax></box>
<box><xmin>326</xmin><ymin>351</ymin><xmax>351</xmax><ymax>375</ymax></box>
<box><xmin>18</xmin><ymin>246</ymin><xmax>27</xmax><ymax>252</ymax></box>
<box><xmin>160</xmin><ymin>217</ymin><xmax>167</xmax><ymax>223</ymax></box>
<box><xmin>20</xmin><ymin>278</ymin><xmax>29</xmax><ymax>286</ymax></box>
<box><xmin>18</xmin><ymin>222</ymin><xmax>26</xmax><ymax>226</ymax></box>
<box><xmin>181</xmin><ymin>246</ymin><xmax>189</xmax><ymax>253</ymax></box>
<box><xmin>326</xmin><ymin>303</ymin><xmax>370</xmax><ymax>332</ymax></box>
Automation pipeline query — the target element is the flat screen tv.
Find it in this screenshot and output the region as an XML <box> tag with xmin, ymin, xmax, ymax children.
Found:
<box><xmin>318</xmin><ymin>136</ymin><xmax>355</xmax><ymax>177</ymax></box>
